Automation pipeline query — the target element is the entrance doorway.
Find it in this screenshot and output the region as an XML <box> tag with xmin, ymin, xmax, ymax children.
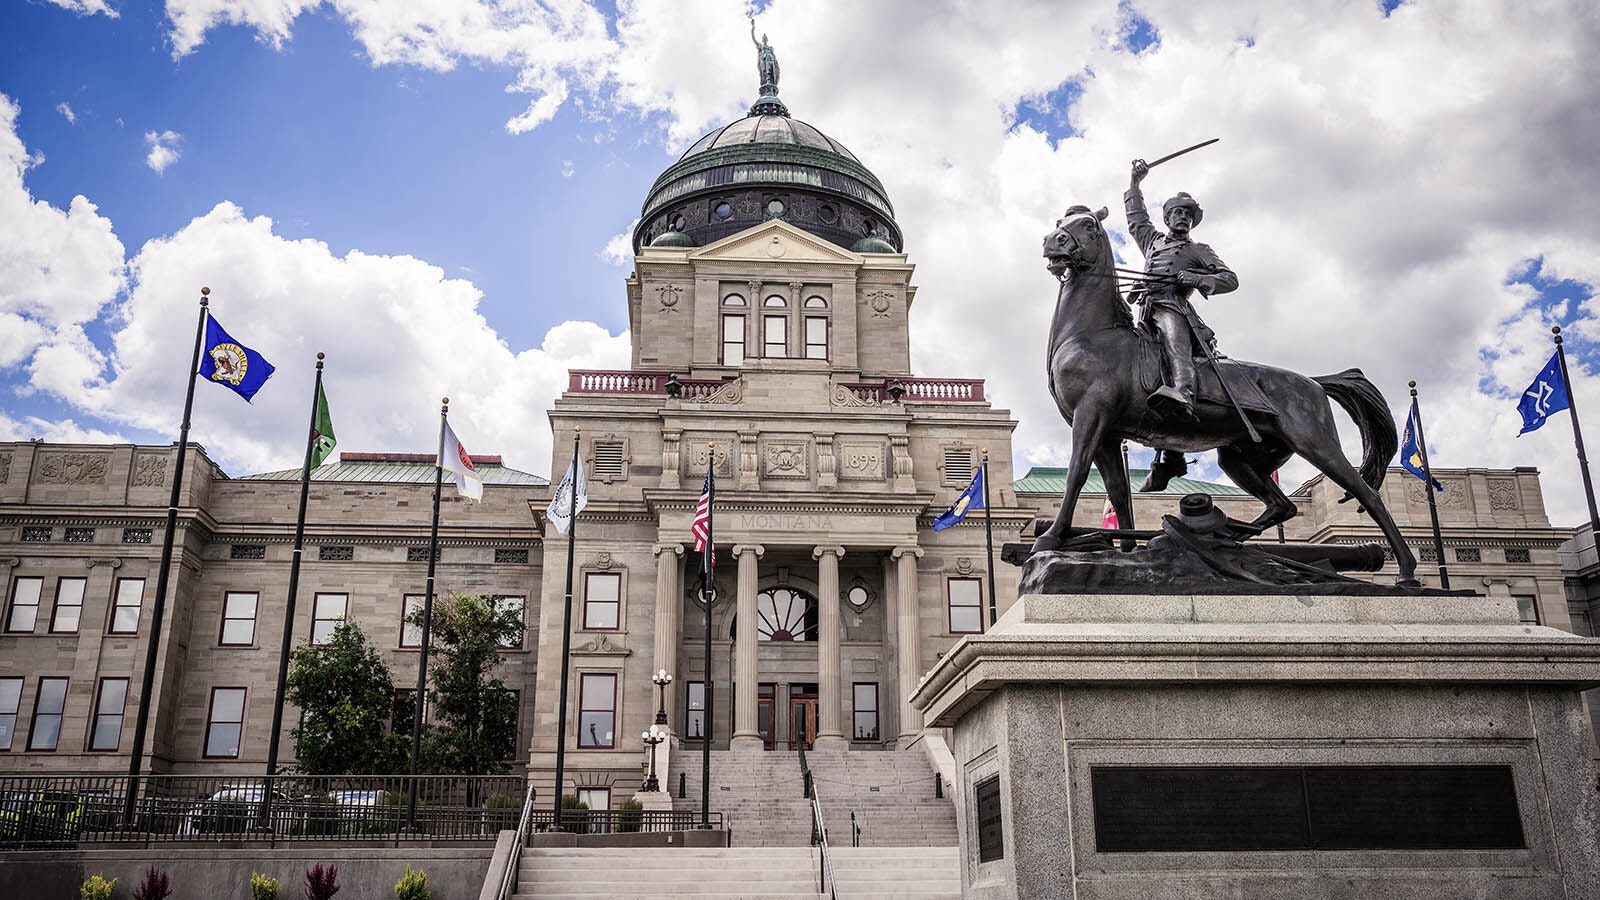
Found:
<box><xmin>789</xmin><ymin>687</ymin><xmax>817</xmax><ymax>750</ymax></box>
<box><xmin>758</xmin><ymin>684</ymin><xmax>776</xmax><ymax>750</ymax></box>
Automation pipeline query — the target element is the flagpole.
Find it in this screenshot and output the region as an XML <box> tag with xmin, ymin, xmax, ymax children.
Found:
<box><xmin>981</xmin><ymin>449</ymin><xmax>997</xmax><ymax>628</ymax></box>
<box><xmin>1409</xmin><ymin>381</ymin><xmax>1450</xmax><ymax>589</ymax></box>
<box><xmin>259</xmin><ymin>351</ymin><xmax>325</xmax><ymax>831</ymax></box>
<box><xmin>551</xmin><ymin>427</ymin><xmax>581</xmax><ymax>831</ymax></box>
<box><xmin>1553</xmin><ymin>327</ymin><xmax>1600</xmax><ymax>533</ymax></box>
<box><xmin>406</xmin><ymin>397</ymin><xmax>449</xmax><ymax>832</ymax></box>
<box><xmin>121</xmin><ymin>287</ymin><xmax>210</xmax><ymax>829</ymax></box>
<box><xmin>701</xmin><ymin>443</ymin><xmax>715</xmax><ymax>830</ymax></box>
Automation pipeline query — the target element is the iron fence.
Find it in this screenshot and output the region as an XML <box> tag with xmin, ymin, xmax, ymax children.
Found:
<box><xmin>523</xmin><ymin>808</ymin><xmax>721</xmax><ymax>836</ymax></box>
<box><xmin>0</xmin><ymin>773</ymin><xmax>524</xmax><ymax>849</ymax></box>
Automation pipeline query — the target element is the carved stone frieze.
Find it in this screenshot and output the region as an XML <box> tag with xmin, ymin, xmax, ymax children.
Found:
<box><xmin>573</xmin><ymin>633</ymin><xmax>630</xmax><ymax>656</ymax></box>
<box><xmin>132</xmin><ymin>454</ymin><xmax>167</xmax><ymax>488</ymax></box>
<box><xmin>1407</xmin><ymin>478</ymin><xmax>1466</xmax><ymax>507</ymax></box>
<box><xmin>592</xmin><ymin>552</ymin><xmax>614</xmax><ymax>570</ymax></box>
<box><xmin>656</xmin><ymin>284</ymin><xmax>684</xmax><ymax>313</ymax></box>
<box><xmin>689</xmin><ymin>377</ymin><xmax>744</xmax><ymax>405</ymax></box>
<box><xmin>0</xmin><ymin>452</ymin><xmax>9</xmax><ymax>484</ymax></box>
<box><xmin>865</xmin><ymin>289</ymin><xmax>894</xmax><ymax>318</ymax></box>
<box><xmin>683</xmin><ymin>439</ymin><xmax>735</xmax><ymax>478</ymax></box>
<box><xmin>764</xmin><ymin>441</ymin><xmax>809</xmax><ymax>479</ymax></box>
<box><xmin>838</xmin><ymin>443</ymin><xmax>886</xmax><ymax>481</ymax></box>
<box><xmin>1488</xmin><ymin>480</ymin><xmax>1519</xmax><ymax>510</ymax></box>
<box><xmin>35</xmin><ymin>453</ymin><xmax>109</xmax><ymax>485</ymax></box>
<box><xmin>830</xmin><ymin>384</ymin><xmax>879</xmax><ymax>408</ymax></box>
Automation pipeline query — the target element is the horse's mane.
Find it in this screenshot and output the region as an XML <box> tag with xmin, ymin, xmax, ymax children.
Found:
<box><xmin>1058</xmin><ymin>205</ymin><xmax>1133</xmax><ymax>329</ymax></box>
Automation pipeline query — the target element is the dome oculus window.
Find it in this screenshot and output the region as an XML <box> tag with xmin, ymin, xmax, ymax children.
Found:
<box><xmin>714</xmin><ymin>201</ymin><xmax>734</xmax><ymax>220</ymax></box>
<box><xmin>766</xmin><ymin>199</ymin><xmax>785</xmax><ymax>217</ymax></box>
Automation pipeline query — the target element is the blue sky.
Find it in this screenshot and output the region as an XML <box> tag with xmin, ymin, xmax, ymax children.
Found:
<box><xmin>4</xmin><ymin>0</ymin><xmax>1600</xmax><ymax>526</ymax></box>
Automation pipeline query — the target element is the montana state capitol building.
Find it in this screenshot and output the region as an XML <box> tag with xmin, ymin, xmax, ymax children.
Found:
<box><xmin>1</xmin><ymin>75</ymin><xmax>1594</xmax><ymax>807</ymax></box>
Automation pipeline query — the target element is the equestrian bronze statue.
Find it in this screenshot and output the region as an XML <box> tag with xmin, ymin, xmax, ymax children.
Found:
<box><xmin>1029</xmin><ymin>183</ymin><xmax>1420</xmax><ymax>586</ymax></box>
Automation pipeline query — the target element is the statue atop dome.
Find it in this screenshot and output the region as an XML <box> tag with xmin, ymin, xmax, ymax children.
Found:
<box><xmin>750</xmin><ymin>18</ymin><xmax>780</xmax><ymax>98</ymax></box>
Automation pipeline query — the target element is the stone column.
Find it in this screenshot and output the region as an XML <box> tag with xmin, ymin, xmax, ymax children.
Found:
<box><xmin>893</xmin><ymin>546</ymin><xmax>925</xmax><ymax>743</ymax></box>
<box><xmin>813</xmin><ymin>545</ymin><xmax>847</xmax><ymax>749</ymax></box>
<box><xmin>652</xmin><ymin>543</ymin><xmax>684</xmax><ymax>732</ymax></box>
<box><xmin>731</xmin><ymin>544</ymin><xmax>765</xmax><ymax>750</ymax></box>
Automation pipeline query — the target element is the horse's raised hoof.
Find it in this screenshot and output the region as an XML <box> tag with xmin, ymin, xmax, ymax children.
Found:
<box><xmin>1396</xmin><ymin>578</ymin><xmax>1422</xmax><ymax>590</ymax></box>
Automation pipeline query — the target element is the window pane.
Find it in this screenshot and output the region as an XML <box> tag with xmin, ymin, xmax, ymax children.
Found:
<box><xmin>221</xmin><ymin>592</ymin><xmax>257</xmax><ymax>645</ymax></box>
<box><xmin>583</xmin><ymin>573</ymin><xmax>620</xmax><ymax>630</ymax></box>
<box><xmin>29</xmin><ymin>713</ymin><xmax>62</xmax><ymax>751</ymax></box>
<box><xmin>722</xmin><ymin>293</ymin><xmax>745</xmax><ymax>306</ymax></box>
<box><xmin>91</xmin><ymin>717</ymin><xmax>122</xmax><ymax>751</ymax></box>
<box><xmin>206</xmin><ymin>688</ymin><xmax>246</xmax><ymax>758</ymax></box>
<box><xmin>401</xmin><ymin>595</ymin><xmax>424</xmax><ymax>648</ymax></box>
<box><xmin>497</xmin><ymin>596</ymin><xmax>525</xmax><ymax>649</ymax></box>
<box><xmin>224</xmin><ymin>592</ymin><xmax>257</xmax><ymax>618</ymax></box>
<box><xmin>221</xmin><ymin>620</ymin><xmax>255</xmax><ymax>645</ymax></box>
<box><xmin>205</xmin><ymin>722</ymin><xmax>242</xmax><ymax>758</ymax></box>
<box><xmin>764</xmin><ymin>295</ymin><xmax>786</xmax><ymax>307</ymax></box>
<box><xmin>211</xmin><ymin>687</ymin><xmax>246</xmax><ymax>722</ymax></box>
<box><xmin>686</xmin><ymin>682</ymin><xmax>706</xmax><ymax>739</ymax></box>
<box><xmin>950</xmin><ymin>605</ymin><xmax>982</xmax><ymax>634</ymax></box>
<box><xmin>853</xmin><ymin>683</ymin><xmax>879</xmax><ymax>741</ymax></box>
<box><xmin>37</xmin><ymin>678</ymin><xmax>67</xmax><ymax>713</ymax></box>
<box><xmin>7</xmin><ymin>577</ymin><xmax>41</xmax><ymax>632</ymax></box>
<box><xmin>764</xmin><ymin>315</ymin><xmax>787</xmax><ymax>356</ymax></box>
<box><xmin>1514</xmin><ymin>596</ymin><xmax>1538</xmax><ymax>624</ymax></box>
<box><xmin>90</xmin><ymin>679</ymin><xmax>127</xmax><ymax>751</ymax></box>
<box><xmin>29</xmin><ymin>678</ymin><xmax>68</xmax><ymax>751</ymax></box>
<box><xmin>111</xmin><ymin>579</ymin><xmax>144</xmax><ymax>634</ymax></box>
<box><xmin>0</xmin><ymin>677</ymin><xmax>22</xmax><ymax>751</ymax></box>
<box><xmin>804</xmin><ymin>296</ymin><xmax>828</xmax><ymax>308</ymax></box>
<box><xmin>584</xmin><ymin>602</ymin><xmax>618</xmax><ymax>630</ymax></box>
<box><xmin>578</xmin><ymin>674</ymin><xmax>616</xmax><ymax>748</ymax></box>
<box><xmin>51</xmin><ymin>578</ymin><xmax>86</xmax><ymax>633</ymax></box>
<box><xmin>722</xmin><ymin>315</ymin><xmax>745</xmax><ymax>365</ymax></box>
<box><xmin>805</xmin><ymin>317</ymin><xmax>828</xmax><ymax>360</ymax></box>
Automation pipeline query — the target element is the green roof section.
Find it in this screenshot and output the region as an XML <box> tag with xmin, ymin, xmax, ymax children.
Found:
<box><xmin>1012</xmin><ymin>466</ymin><xmax>1248</xmax><ymax>497</ymax></box>
<box><xmin>238</xmin><ymin>452</ymin><xmax>547</xmax><ymax>486</ymax></box>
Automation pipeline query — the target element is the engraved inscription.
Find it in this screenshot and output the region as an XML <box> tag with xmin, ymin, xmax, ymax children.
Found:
<box><xmin>684</xmin><ymin>440</ymin><xmax>735</xmax><ymax>477</ymax></box>
<box><xmin>975</xmin><ymin>776</ymin><xmax>1003</xmax><ymax>863</ymax></box>
<box><xmin>35</xmin><ymin>453</ymin><xmax>109</xmax><ymax>485</ymax></box>
<box><xmin>739</xmin><ymin>514</ymin><xmax>834</xmax><ymax>531</ymax></box>
<box><xmin>839</xmin><ymin>443</ymin><xmax>885</xmax><ymax>480</ymax></box>
<box><xmin>763</xmin><ymin>442</ymin><xmax>809</xmax><ymax>479</ymax></box>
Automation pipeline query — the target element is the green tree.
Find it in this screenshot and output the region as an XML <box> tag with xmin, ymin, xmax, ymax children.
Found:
<box><xmin>408</xmin><ymin>593</ymin><xmax>522</xmax><ymax>775</ymax></box>
<box><xmin>286</xmin><ymin>621</ymin><xmax>407</xmax><ymax>775</ymax></box>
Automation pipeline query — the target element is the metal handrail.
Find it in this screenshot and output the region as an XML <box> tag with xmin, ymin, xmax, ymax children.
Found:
<box><xmin>494</xmin><ymin>781</ymin><xmax>537</xmax><ymax>900</ymax></box>
<box><xmin>850</xmin><ymin>809</ymin><xmax>861</xmax><ymax>847</ymax></box>
<box><xmin>810</xmin><ymin>787</ymin><xmax>838</xmax><ymax>898</ymax></box>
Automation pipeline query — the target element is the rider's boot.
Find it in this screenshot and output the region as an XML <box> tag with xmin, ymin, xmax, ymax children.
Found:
<box><xmin>1137</xmin><ymin>449</ymin><xmax>1189</xmax><ymax>492</ymax></box>
<box><xmin>1148</xmin><ymin>327</ymin><xmax>1198</xmax><ymax>421</ymax></box>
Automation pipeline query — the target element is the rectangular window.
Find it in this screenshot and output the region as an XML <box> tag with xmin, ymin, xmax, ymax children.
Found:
<box><xmin>763</xmin><ymin>314</ymin><xmax>787</xmax><ymax>357</ymax></box>
<box><xmin>576</xmin><ymin>786</ymin><xmax>611</xmax><ymax>832</ymax></box>
<box><xmin>578</xmin><ymin>673</ymin><xmax>617</xmax><ymax>748</ymax></box>
<box><xmin>219</xmin><ymin>592</ymin><xmax>258</xmax><ymax>646</ymax></box>
<box><xmin>583</xmin><ymin>572</ymin><xmax>621</xmax><ymax>630</ymax></box>
<box><xmin>89</xmin><ymin>678</ymin><xmax>128</xmax><ymax>751</ymax></box>
<box><xmin>0</xmin><ymin>677</ymin><xmax>22</xmax><ymax>751</ymax></box>
<box><xmin>722</xmin><ymin>314</ymin><xmax>746</xmax><ymax>366</ymax></box>
<box><xmin>948</xmin><ymin>578</ymin><xmax>985</xmax><ymax>634</ymax></box>
<box><xmin>852</xmin><ymin>683</ymin><xmax>880</xmax><ymax>741</ymax></box>
<box><xmin>204</xmin><ymin>687</ymin><xmax>246</xmax><ymax>758</ymax></box>
<box><xmin>804</xmin><ymin>316</ymin><xmax>829</xmax><ymax>360</ymax></box>
<box><xmin>1514</xmin><ymin>595</ymin><xmax>1539</xmax><ymax>625</ymax></box>
<box><xmin>400</xmin><ymin>595</ymin><xmax>425</xmax><ymax>648</ymax></box>
<box><xmin>311</xmin><ymin>593</ymin><xmax>347</xmax><ymax>645</ymax></box>
<box><xmin>496</xmin><ymin>690</ymin><xmax>520</xmax><ymax>760</ymax></box>
<box><xmin>50</xmin><ymin>577</ymin><xmax>86</xmax><ymax>634</ymax></box>
<box><xmin>6</xmin><ymin>577</ymin><xmax>43</xmax><ymax>633</ymax></box>
<box><xmin>28</xmin><ymin>677</ymin><xmax>69</xmax><ymax>751</ymax></box>
<box><xmin>110</xmin><ymin>578</ymin><xmax>145</xmax><ymax>634</ymax></box>
<box><xmin>686</xmin><ymin>681</ymin><xmax>707</xmax><ymax>740</ymax></box>
<box><xmin>496</xmin><ymin>596</ymin><xmax>526</xmax><ymax>650</ymax></box>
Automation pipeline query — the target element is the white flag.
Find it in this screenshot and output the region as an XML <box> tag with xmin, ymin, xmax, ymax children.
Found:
<box><xmin>439</xmin><ymin>420</ymin><xmax>483</xmax><ymax>501</ymax></box>
<box><xmin>545</xmin><ymin>454</ymin><xmax>588</xmax><ymax>533</ymax></box>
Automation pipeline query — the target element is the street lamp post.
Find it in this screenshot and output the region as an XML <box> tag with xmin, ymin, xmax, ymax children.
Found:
<box><xmin>642</xmin><ymin>725</ymin><xmax>666</xmax><ymax>792</ymax></box>
<box><xmin>652</xmin><ymin>669</ymin><xmax>673</xmax><ymax>726</ymax></box>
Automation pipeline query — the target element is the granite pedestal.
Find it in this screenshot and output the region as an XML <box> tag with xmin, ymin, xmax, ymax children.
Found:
<box><xmin>910</xmin><ymin>594</ymin><xmax>1600</xmax><ymax>899</ymax></box>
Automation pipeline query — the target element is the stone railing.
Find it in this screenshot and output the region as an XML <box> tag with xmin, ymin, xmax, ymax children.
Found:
<box><xmin>839</xmin><ymin>377</ymin><xmax>987</xmax><ymax>404</ymax></box>
<box><xmin>568</xmin><ymin>370</ymin><xmax>985</xmax><ymax>403</ymax></box>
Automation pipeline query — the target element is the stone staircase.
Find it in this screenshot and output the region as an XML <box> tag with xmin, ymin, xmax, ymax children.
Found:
<box><xmin>514</xmin><ymin>845</ymin><xmax>962</xmax><ymax>899</ymax></box>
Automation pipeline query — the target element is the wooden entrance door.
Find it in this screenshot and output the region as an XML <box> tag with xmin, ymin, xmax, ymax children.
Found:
<box><xmin>789</xmin><ymin>697</ymin><xmax>818</xmax><ymax>750</ymax></box>
<box><xmin>758</xmin><ymin>696</ymin><xmax>776</xmax><ymax>750</ymax></box>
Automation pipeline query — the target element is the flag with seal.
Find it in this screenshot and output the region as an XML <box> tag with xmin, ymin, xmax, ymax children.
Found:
<box><xmin>440</xmin><ymin>420</ymin><xmax>482</xmax><ymax>501</ymax></box>
<box><xmin>199</xmin><ymin>315</ymin><xmax>275</xmax><ymax>401</ymax></box>
<box><xmin>545</xmin><ymin>453</ymin><xmax>588</xmax><ymax>533</ymax></box>
<box><xmin>932</xmin><ymin>469</ymin><xmax>985</xmax><ymax>532</ymax></box>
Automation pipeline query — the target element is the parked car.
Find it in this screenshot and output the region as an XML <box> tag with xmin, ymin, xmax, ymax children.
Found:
<box><xmin>325</xmin><ymin>789</ymin><xmax>398</xmax><ymax>835</ymax></box>
<box><xmin>176</xmin><ymin>786</ymin><xmax>309</xmax><ymax>836</ymax></box>
<box><xmin>0</xmin><ymin>790</ymin><xmax>83</xmax><ymax>845</ymax></box>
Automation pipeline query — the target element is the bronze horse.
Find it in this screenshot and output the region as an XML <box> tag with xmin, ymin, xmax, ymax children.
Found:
<box><xmin>1031</xmin><ymin>205</ymin><xmax>1420</xmax><ymax>586</ymax></box>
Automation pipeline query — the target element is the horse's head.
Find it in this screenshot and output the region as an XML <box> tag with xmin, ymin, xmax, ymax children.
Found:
<box><xmin>1043</xmin><ymin>205</ymin><xmax>1110</xmax><ymax>277</ymax></box>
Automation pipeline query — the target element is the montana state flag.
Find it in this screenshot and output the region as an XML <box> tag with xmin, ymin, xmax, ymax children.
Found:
<box><xmin>1399</xmin><ymin>407</ymin><xmax>1443</xmax><ymax>492</ymax></box>
<box><xmin>199</xmin><ymin>315</ymin><xmax>275</xmax><ymax>402</ymax></box>
<box><xmin>933</xmin><ymin>469</ymin><xmax>985</xmax><ymax>531</ymax></box>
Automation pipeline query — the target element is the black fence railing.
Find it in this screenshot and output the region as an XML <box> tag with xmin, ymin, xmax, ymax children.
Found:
<box><xmin>0</xmin><ymin>773</ymin><xmax>524</xmax><ymax>849</ymax></box>
<box><xmin>523</xmin><ymin>809</ymin><xmax>721</xmax><ymax>836</ymax></box>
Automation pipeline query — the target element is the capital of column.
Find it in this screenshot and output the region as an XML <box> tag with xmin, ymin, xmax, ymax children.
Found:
<box><xmin>732</xmin><ymin>544</ymin><xmax>765</xmax><ymax>560</ymax></box>
<box><xmin>812</xmin><ymin>545</ymin><xmax>846</xmax><ymax>561</ymax></box>
<box><xmin>891</xmin><ymin>545</ymin><xmax>924</xmax><ymax>560</ymax></box>
<box><xmin>654</xmin><ymin>542</ymin><xmax>685</xmax><ymax>558</ymax></box>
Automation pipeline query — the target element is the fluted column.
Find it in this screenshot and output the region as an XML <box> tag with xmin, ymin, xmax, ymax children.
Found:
<box><xmin>813</xmin><ymin>545</ymin><xmax>846</xmax><ymax>749</ymax></box>
<box><xmin>893</xmin><ymin>546</ymin><xmax>925</xmax><ymax>742</ymax></box>
<box><xmin>652</xmin><ymin>543</ymin><xmax>684</xmax><ymax>732</ymax></box>
<box><xmin>731</xmin><ymin>544</ymin><xmax>765</xmax><ymax>750</ymax></box>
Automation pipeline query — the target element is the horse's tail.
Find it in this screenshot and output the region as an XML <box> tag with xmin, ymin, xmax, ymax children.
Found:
<box><xmin>1313</xmin><ymin>368</ymin><xmax>1397</xmax><ymax>490</ymax></box>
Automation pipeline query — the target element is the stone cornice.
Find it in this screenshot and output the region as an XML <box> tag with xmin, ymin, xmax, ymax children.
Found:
<box><xmin>643</xmin><ymin>489</ymin><xmax>935</xmax><ymax>517</ymax></box>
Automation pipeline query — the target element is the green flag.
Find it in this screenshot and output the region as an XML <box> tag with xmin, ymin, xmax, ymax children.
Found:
<box><xmin>309</xmin><ymin>382</ymin><xmax>337</xmax><ymax>471</ymax></box>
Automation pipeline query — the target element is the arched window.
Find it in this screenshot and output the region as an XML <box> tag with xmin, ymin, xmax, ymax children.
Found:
<box><xmin>757</xmin><ymin>587</ymin><xmax>817</xmax><ymax>641</ymax></box>
<box><xmin>763</xmin><ymin>295</ymin><xmax>787</xmax><ymax>308</ymax></box>
<box><xmin>804</xmin><ymin>295</ymin><xmax>829</xmax><ymax>360</ymax></box>
<box><xmin>721</xmin><ymin>294</ymin><xmax>746</xmax><ymax>365</ymax></box>
<box><xmin>723</xmin><ymin>293</ymin><xmax>747</xmax><ymax>306</ymax></box>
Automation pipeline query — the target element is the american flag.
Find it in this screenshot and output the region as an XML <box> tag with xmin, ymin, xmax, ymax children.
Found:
<box><xmin>692</xmin><ymin>470</ymin><xmax>714</xmax><ymax>568</ymax></box>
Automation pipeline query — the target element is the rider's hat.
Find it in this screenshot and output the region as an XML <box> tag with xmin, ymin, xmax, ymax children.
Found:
<box><xmin>1163</xmin><ymin>192</ymin><xmax>1203</xmax><ymax>225</ymax></box>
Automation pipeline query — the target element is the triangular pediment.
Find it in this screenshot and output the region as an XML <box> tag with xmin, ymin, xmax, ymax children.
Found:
<box><xmin>688</xmin><ymin>219</ymin><xmax>862</xmax><ymax>265</ymax></box>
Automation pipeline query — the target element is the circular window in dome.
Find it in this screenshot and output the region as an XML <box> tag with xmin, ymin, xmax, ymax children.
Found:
<box><xmin>863</xmin><ymin>218</ymin><xmax>878</xmax><ymax>236</ymax></box>
<box><xmin>714</xmin><ymin>201</ymin><xmax>734</xmax><ymax>220</ymax></box>
<box><xmin>766</xmin><ymin>199</ymin><xmax>785</xmax><ymax>217</ymax></box>
<box><xmin>818</xmin><ymin>204</ymin><xmax>838</xmax><ymax>224</ymax></box>
<box><xmin>669</xmin><ymin>213</ymin><xmax>686</xmax><ymax>231</ymax></box>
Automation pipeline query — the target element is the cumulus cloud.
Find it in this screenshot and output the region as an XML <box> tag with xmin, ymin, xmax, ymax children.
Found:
<box><xmin>56</xmin><ymin>102</ymin><xmax>76</xmax><ymax>124</ymax></box>
<box><xmin>0</xmin><ymin>412</ymin><xmax>125</xmax><ymax>444</ymax></box>
<box><xmin>46</xmin><ymin>0</ymin><xmax>118</xmax><ymax>16</ymax></box>
<box><xmin>144</xmin><ymin>129</ymin><xmax>181</xmax><ymax>173</ymax></box>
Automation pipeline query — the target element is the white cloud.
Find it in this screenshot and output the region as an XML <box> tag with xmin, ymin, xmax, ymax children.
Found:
<box><xmin>46</xmin><ymin>0</ymin><xmax>118</xmax><ymax>17</ymax></box>
<box><xmin>599</xmin><ymin>219</ymin><xmax>638</xmax><ymax>266</ymax></box>
<box><xmin>0</xmin><ymin>412</ymin><xmax>124</xmax><ymax>445</ymax></box>
<box><xmin>56</xmin><ymin>102</ymin><xmax>76</xmax><ymax>124</ymax></box>
<box><xmin>144</xmin><ymin>130</ymin><xmax>182</xmax><ymax>173</ymax></box>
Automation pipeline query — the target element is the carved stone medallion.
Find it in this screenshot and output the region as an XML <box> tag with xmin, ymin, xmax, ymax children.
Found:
<box><xmin>764</xmin><ymin>442</ymin><xmax>809</xmax><ymax>479</ymax></box>
<box><xmin>866</xmin><ymin>289</ymin><xmax>894</xmax><ymax>318</ymax></box>
<box><xmin>657</xmin><ymin>284</ymin><xmax>683</xmax><ymax>313</ymax></box>
<box><xmin>35</xmin><ymin>453</ymin><xmax>109</xmax><ymax>485</ymax></box>
<box><xmin>1488</xmin><ymin>480</ymin><xmax>1519</xmax><ymax>510</ymax></box>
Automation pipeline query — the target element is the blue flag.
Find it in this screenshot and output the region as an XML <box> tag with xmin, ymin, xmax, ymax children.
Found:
<box><xmin>933</xmin><ymin>469</ymin><xmax>985</xmax><ymax>531</ymax></box>
<box><xmin>1399</xmin><ymin>407</ymin><xmax>1443</xmax><ymax>492</ymax></box>
<box><xmin>1517</xmin><ymin>351</ymin><xmax>1570</xmax><ymax>435</ymax></box>
<box><xmin>199</xmin><ymin>315</ymin><xmax>275</xmax><ymax>402</ymax></box>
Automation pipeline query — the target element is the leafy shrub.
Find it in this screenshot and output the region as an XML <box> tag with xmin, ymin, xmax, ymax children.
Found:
<box><xmin>80</xmin><ymin>874</ymin><xmax>117</xmax><ymax>900</ymax></box>
<box><xmin>559</xmin><ymin>795</ymin><xmax>589</xmax><ymax>835</ymax></box>
<box><xmin>132</xmin><ymin>866</ymin><xmax>172</xmax><ymax>900</ymax></box>
<box><xmin>250</xmin><ymin>872</ymin><xmax>281</xmax><ymax>900</ymax></box>
<box><xmin>616</xmin><ymin>799</ymin><xmax>644</xmax><ymax>833</ymax></box>
<box><xmin>303</xmin><ymin>863</ymin><xmax>339</xmax><ymax>900</ymax></box>
<box><xmin>481</xmin><ymin>793</ymin><xmax>520</xmax><ymax>833</ymax></box>
<box><xmin>394</xmin><ymin>866</ymin><xmax>429</xmax><ymax>900</ymax></box>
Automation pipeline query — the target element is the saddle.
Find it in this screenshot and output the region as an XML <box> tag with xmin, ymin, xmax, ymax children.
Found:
<box><xmin>1133</xmin><ymin>330</ymin><xmax>1276</xmax><ymax>416</ymax></box>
